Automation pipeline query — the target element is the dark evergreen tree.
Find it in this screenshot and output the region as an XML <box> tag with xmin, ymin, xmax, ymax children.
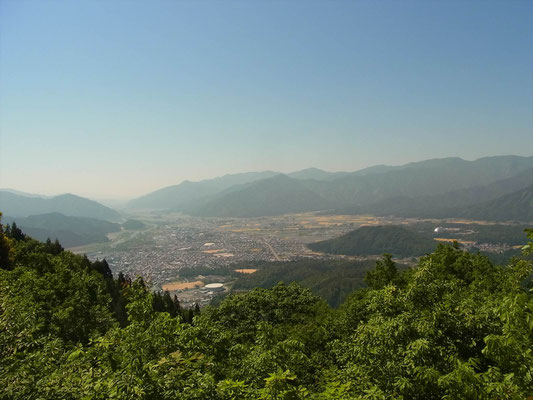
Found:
<box><xmin>0</xmin><ymin>214</ymin><xmax>11</xmax><ymax>270</ymax></box>
<box><xmin>53</xmin><ymin>238</ymin><xmax>64</xmax><ymax>255</ymax></box>
<box><xmin>162</xmin><ymin>290</ymin><xmax>176</xmax><ymax>317</ymax></box>
<box><xmin>117</xmin><ymin>271</ymin><xmax>131</xmax><ymax>289</ymax></box>
<box><xmin>91</xmin><ymin>259</ymin><xmax>113</xmax><ymax>280</ymax></box>
<box><xmin>44</xmin><ymin>237</ymin><xmax>64</xmax><ymax>256</ymax></box>
<box><xmin>152</xmin><ymin>291</ymin><xmax>165</xmax><ymax>312</ymax></box>
<box><xmin>6</xmin><ymin>222</ymin><xmax>25</xmax><ymax>241</ymax></box>
<box><xmin>173</xmin><ymin>294</ymin><xmax>181</xmax><ymax>316</ymax></box>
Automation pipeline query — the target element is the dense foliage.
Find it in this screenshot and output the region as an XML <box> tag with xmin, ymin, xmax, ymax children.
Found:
<box><xmin>308</xmin><ymin>225</ymin><xmax>436</xmax><ymax>257</ymax></box>
<box><xmin>232</xmin><ymin>259</ymin><xmax>379</xmax><ymax>307</ymax></box>
<box><xmin>1</xmin><ymin>215</ymin><xmax>532</xmax><ymax>399</ymax></box>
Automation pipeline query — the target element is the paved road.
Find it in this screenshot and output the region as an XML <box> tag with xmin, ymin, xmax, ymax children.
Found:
<box><xmin>262</xmin><ymin>238</ymin><xmax>281</xmax><ymax>261</ymax></box>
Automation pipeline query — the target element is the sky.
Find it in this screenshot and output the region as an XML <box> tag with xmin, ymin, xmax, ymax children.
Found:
<box><xmin>1</xmin><ymin>0</ymin><xmax>532</xmax><ymax>199</ymax></box>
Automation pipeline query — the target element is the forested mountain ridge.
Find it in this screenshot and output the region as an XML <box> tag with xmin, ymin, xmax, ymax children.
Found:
<box><xmin>0</xmin><ymin>191</ymin><xmax>121</xmax><ymax>221</ymax></box>
<box><xmin>1</xmin><ymin>216</ymin><xmax>532</xmax><ymax>399</ymax></box>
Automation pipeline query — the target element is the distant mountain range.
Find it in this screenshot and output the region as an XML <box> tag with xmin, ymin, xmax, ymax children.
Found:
<box><xmin>3</xmin><ymin>155</ymin><xmax>532</xmax><ymax>225</ymax></box>
<box><xmin>128</xmin><ymin>155</ymin><xmax>533</xmax><ymax>222</ymax></box>
<box><xmin>334</xmin><ymin>167</ymin><xmax>533</xmax><ymax>220</ymax></box>
<box><xmin>0</xmin><ymin>191</ymin><xmax>121</xmax><ymax>222</ymax></box>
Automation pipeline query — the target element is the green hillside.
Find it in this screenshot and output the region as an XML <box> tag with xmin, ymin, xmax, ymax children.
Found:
<box><xmin>1</xmin><ymin>218</ymin><xmax>531</xmax><ymax>399</ymax></box>
<box><xmin>308</xmin><ymin>225</ymin><xmax>437</xmax><ymax>257</ymax></box>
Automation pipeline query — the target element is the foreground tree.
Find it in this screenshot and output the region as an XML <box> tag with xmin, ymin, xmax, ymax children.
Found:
<box><xmin>0</xmin><ymin>224</ymin><xmax>531</xmax><ymax>399</ymax></box>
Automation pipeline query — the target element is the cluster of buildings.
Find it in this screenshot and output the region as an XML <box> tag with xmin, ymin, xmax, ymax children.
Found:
<box><xmin>85</xmin><ymin>220</ymin><xmax>308</xmax><ymax>290</ymax></box>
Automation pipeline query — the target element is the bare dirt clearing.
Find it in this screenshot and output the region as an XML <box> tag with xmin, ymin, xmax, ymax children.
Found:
<box><xmin>162</xmin><ymin>280</ymin><xmax>205</xmax><ymax>291</ymax></box>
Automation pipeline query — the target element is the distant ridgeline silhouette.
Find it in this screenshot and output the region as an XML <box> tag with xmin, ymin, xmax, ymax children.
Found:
<box><xmin>128</xmin><ymin>155</ymin><xmax>533</xmax><ymax>222</ymax></box>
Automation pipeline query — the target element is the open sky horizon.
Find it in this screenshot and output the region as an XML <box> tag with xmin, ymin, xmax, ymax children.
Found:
<box><xmin>1</xmin><ymin>0</ymin><xmax>532</xmax><ymax>199</ymax></box>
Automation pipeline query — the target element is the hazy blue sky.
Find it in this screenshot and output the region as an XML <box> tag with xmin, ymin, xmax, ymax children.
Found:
<box><xmin>1</xmin><ymin>0</ymin><xmax>532</xmax><ymax>199</ymax></box>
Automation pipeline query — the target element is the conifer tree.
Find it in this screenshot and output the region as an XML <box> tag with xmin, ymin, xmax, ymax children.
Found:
<box><xmin>0</xmin><ymin>213</ymin><xmax>12</xmax><ymax>270</ymax></box>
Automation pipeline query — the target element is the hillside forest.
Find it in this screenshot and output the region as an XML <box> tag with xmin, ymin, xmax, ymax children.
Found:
<box><xmin>0</xmin><ymin>213</ymin><xmax>532</xmax><ymax>399</ymax></box>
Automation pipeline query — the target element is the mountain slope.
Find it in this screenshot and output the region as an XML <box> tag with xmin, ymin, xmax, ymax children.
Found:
<box><xmin>453</xmin><ymin>184</ymin><xmax>533</xmax><ymax>222</ymax></box>
<box><xmin>128</xmin><ymin>171</ymin><xmax>279</xmax><ymax>210</ymax></box>
<box><xmin>188</xmin><ymin>174</ymin><xmax>332</xmax><ymax>217</ymax></box>
<box><xmin>0</xmin><ymin>191</ymin><xmax>121</xmax><ymax>221</ymax></box>
<box><xmin>310</xmin><ymin>156</ymin><xmax>533</xmax><ymax>208</ymax></box>
<box><xmin>335</xmin><ymin>167</ymin><xmax>533</xmax><ymax>218</ymax></box>
<box><xmin>3</xmin><ymin>213</ymin><xmax>121</xmax><ymax>247</ymax></box>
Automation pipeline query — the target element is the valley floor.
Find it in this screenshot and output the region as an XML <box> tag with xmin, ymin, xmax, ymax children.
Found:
<box><xmin>69</xmin><ymin>212</ymin><xmax>527</xmax><ymax>307</ymax></box>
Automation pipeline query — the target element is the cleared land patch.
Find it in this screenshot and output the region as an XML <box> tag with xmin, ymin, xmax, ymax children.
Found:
<box><xmin>235</xmin><ymin>269</ymin><xmax>257</xmax><ymax>274</ymax></box>
<box><xmin>434</xmin><ymin>238</ymin><xmax>475</xmax><ymax>245</ymax></box>
<box><xmin>214</xmin><ymin>252</ymin><xmax>234</xmax><ymax>258</ymax></box>
<box><xmin>162</xmin><ymin>280</ymin><xmax>205</xmax><ymax>291</ymax></box>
